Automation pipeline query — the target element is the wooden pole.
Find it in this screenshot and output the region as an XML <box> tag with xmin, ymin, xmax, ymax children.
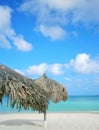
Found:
<box><xmin>44</xmin><ymin>111</ymin><xmax>47</xmax><ymax>127</ymax></box>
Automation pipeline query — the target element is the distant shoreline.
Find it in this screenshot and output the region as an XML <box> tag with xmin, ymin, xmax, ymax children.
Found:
<box><xmin>0</xmin><ymin>110</ymin><xmax>99</xmax><ymax>114</ymax></box>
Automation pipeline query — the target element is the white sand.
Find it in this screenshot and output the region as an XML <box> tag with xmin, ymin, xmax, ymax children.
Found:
<box><xmin>0</xmin><ymin>112</ymin><xmax>99</xmax><ymax>130</ymax></box>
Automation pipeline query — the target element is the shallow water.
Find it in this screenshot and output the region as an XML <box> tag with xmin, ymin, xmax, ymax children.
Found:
<box><xmin>48</xmin><ymin>96</ymin><xmax>99</xmax><ymax>112</ymax></box>
<box><xmin>0</xmin><ymin>96</ymin><xmax>99</xmax><ymax>113</ymax></box>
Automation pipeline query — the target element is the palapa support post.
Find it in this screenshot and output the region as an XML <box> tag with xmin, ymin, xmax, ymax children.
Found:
<box><xmin>44</xmin><ymin>111</ymin><xmax>47</xmax><ymax>127</ymax></box>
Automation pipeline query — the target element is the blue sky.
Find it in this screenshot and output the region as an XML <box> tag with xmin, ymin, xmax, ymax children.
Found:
<box><xmin>0</xmin><ymin>0</ymin><xmax>99</xmax><ymax>95</ymax></box>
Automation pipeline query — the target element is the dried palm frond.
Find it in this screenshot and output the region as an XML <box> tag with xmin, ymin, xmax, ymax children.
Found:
<box><xmin>34</xmin><ymin>73</ymin><xmax>68</xmax><ymax>103</ymax></box>
<box><xmin>0</xmin><ymin>64</ymin><xmax>49</xmax><ymax>113</ymax></box>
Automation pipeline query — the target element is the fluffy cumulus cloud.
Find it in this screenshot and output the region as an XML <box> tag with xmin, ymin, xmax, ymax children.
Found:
<box><xmin>69</xmin><ymin>53</ymin><xmax>99</xmax><ymax>74</ymax></box>
<box><xmin>20</xmin><ymin>0</ymin><xmax>99</xmax><ymax>39</ymax></box>
<box><xmin>25</xmin><ymin>53</ymin><xmax>99</xmax><ymax>76</ymax></box>
<box><xmin>13</xmin><ymin>35</ymin><xmax>32</xmax><ymax>51</ymax></box>
<box><xmin>49</xmin><ymin>64</ymin><xmax>64</xmax><ymax>75</ymax></box>
<box><xmin>39</xmin><ymin>25</ymin><xmax>66</xmax><ymax>40</ymax></box>
<box><xmin>27</xmin><ymin>63</ymin><xmax>48</xmax><ymax>75</ymax></box>
<box><xmin>0</xmin><ymin>5</ymin><xmax>32</xmax><ymax>51</ymax></box>
<box><xmin>14</xmin><ymin>53</ymin><xmax>99</xmax><ymax>76</ymax></box>
<box><xmin>26</xmin><ymin>63</ymin><xmax>64</xmax><ymax>76</ymax></box>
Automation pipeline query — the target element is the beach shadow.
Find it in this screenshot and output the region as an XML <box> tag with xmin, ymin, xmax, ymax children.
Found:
<box><xmin>0</xmin><ymin>119</ymin><xmax>43</xmax><ymax>127</ymax></box>
<box><xmin>90</xmin><ymin>112</ymin><xmax>99</xmax><ymax>115</ymax></box>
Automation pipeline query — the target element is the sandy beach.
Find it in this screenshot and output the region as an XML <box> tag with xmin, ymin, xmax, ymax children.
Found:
<box><xmin>0</xmin><ymin>112</ymin><xmax>99</xmax><ymax>130</ymax></box>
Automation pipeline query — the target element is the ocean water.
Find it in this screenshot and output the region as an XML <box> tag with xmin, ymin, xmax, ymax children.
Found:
<box><xmin>0</xmin><ymin>96</ymin><xmax>99</xmax><ymax>113</ymax></box>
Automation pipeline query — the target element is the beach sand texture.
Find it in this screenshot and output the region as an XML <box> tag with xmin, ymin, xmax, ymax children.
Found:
<box><xmin>0</xmin><ymin>113</ymin><xmax>99</xmax><ymax>130</ymax></box>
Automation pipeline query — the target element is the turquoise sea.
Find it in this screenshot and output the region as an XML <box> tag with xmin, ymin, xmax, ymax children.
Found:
<box><xmin>0</xmin><ymin>96</ymin><xmax>99</xmax><ymax>113</ymax></box>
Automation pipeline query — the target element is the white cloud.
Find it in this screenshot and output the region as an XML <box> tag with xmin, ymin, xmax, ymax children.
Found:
<box><xmin>15</xmin><ymin>53</ymin><xmax>99</xmax><ymax>79</ymax></box>
<box><xmin>0</xmin><ymin>6</ymin><xmax>12</xmax><ymax>30</ymax></box>
<box><xmin>26</xmin><ymin>63</ymin><xmax>64</xmax><ymax>76</ymax></box>
<box><xmin>27</xmin><ymin>63</ymin><xmax>48</xmax><ymax>75</ymax></box>
<box><xmin>0</xmin><ymin>33</ymin><xmax>11</xmax><ymax>48</ymax></box>
<box><xmin>43</xmin><ymin>0</ymin><xmax>99</xmax><ymax>24</ymax></box>
<box><xmin>49</xmin><ymin>64</ymin><xmax>64</xmax><ymax>75</ymax></box>
<box><xmin>0</xmin><ymin>5</ymin><xmax>32</xmax><ymax>51</ymax></box>
<box><xmin>20</xmin><ymin>0</ymin><xmax>99</xmax><ymax>38</ymax></box>
<box><xmin>26</xmin><ymin>53</ymin><xmax>99</xmax><ymax>76</ymax></box>
<box><xmin>20</xmin><ymin>0</ymin><xmax>67</xmax><ymax>25</ymax></box>
<box><xmin>42</xmin><ymin>0</ymin><xmax>79</xmax><ymax>10</ymax></box>
<box><xmin>69</xmin><ymin>53</ymin><xmax>99</xmax><ymax>74</ymax></box>
<box><xmin>13</xmin><ymin>35</ymin><xmax>32</xmax><ymax>51</ymax></box>
<box><xmin>39</xmin><ymin>25</ymin><xmax>66</xmax><ymax>40</ymax></box>
<box><xmin>71</xmin><ymin>0</ymin><xmax>99</xmax><ymax>25</ymax></box>
<box><xmin>20</xmin><ymin>0</ymin><xmax>68</xmax><ymax>40</ymax></box>
<box><xmin>0</xmin><ymin>6</ymin><xmax>12</xmax><ymax>48</ymax></box>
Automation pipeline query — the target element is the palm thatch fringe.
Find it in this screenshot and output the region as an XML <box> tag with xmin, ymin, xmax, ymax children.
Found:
<box><xmin>34</xmin><ymin>73</ymin><xmax>68</xmax><ymax>103</ymax></box>
<box><xmin>0</xmin><ymin>64</ymin><xmax>49</xmax><ymax>113</ymax></box>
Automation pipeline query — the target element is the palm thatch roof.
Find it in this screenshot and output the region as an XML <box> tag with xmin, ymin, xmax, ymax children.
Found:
<box><xmin>0</xmin><ymin>64</ymin><xmax>49</xmax><ymax>113</ymax></box>
<box><xmin>34</xmin><ymin>73</ymin><xmax>68</xmax><ymax>103</ymax></box>
<box><xmin>0</xmin><ymin>64</ymin><xmax>68</xmax><ymax>113</ymax></box>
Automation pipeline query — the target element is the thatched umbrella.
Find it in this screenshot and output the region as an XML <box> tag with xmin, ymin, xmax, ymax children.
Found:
<box><xmin>0</xmin><ymin>64</ymin><xmax>68</xmax><ymax>127</ymax></box>
<box><xmin>0</xmin><ymin>64</ymin><xmax>49</xmax><ymax>113</ymax></box>
<box><xmin>34</xmin><ymin>73</ymin><xmax>68</xmax><ymax>126</ymax></box>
